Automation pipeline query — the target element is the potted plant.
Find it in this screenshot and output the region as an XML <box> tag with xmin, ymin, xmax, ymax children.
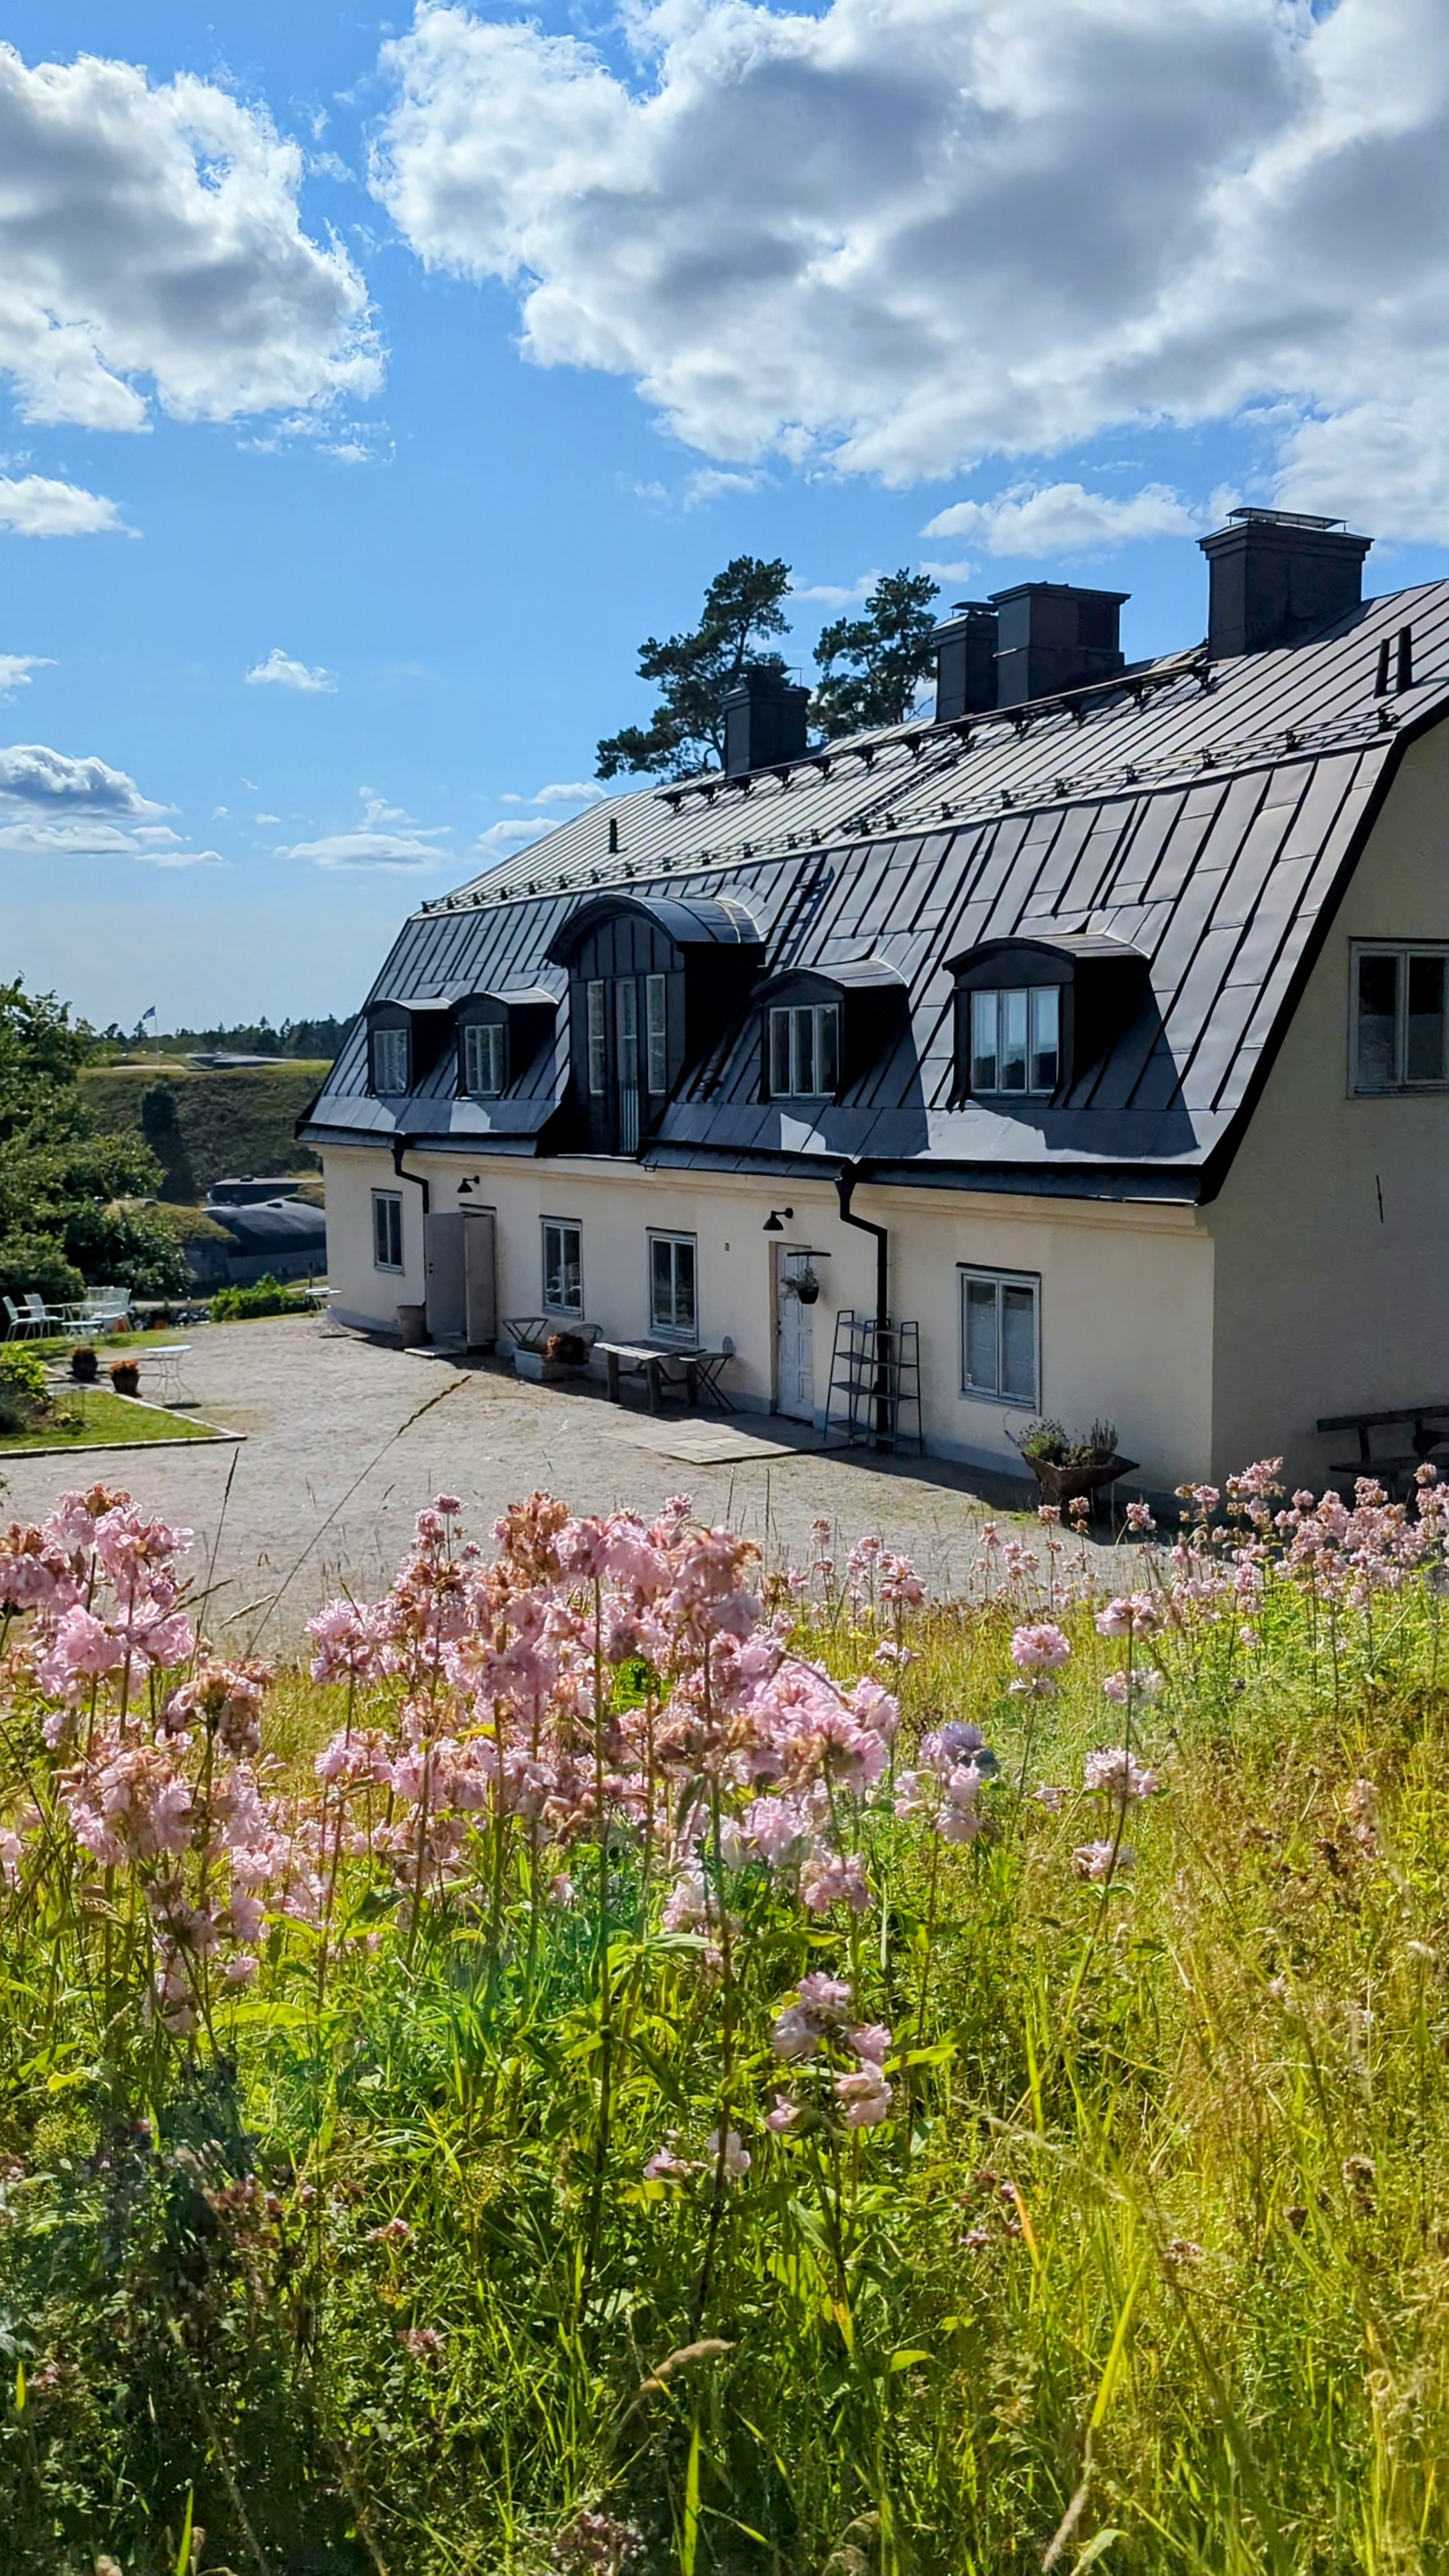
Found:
<box><xmin>70</xmin><ymin>1345</ymin><xmax>99</xmax><ymax>1383</ymax></box>
<box><xmin>1010</xmin><ymin>1417</ymin><xmax>1138</xmax><ymax>1506</ymax></box>
<box><xmin>109</xmin><ymin>1356</ymin><xmax>142</xmax><ymax>1398</ymax></box>
<box><xmin>789</xmin><ymin>1265</ymin><xmax>822</xmax><ymax>1305</ymax></box>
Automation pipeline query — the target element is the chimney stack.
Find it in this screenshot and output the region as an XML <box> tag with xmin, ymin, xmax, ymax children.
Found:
<box><xmin>1199</xmin><ymin>508</ymin><xmax>1371</xmax><ymax>659</ymax></box>
<box><xmin>722</xmin><ymin>666</ymin><xmax>810</xmax><ymax>777</ymax></box>
<box><xmin>989</xmin><ymin>582</ymin><xmax>1128</xmax><ymax>708</ymax></box>
<box><xmin>932</xmin><ymin>600</ymin><xmax>999</xmax><ymax>723</ymax></box>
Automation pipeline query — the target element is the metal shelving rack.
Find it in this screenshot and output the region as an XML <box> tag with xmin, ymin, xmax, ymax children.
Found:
<box><xmin>822</xmin><ymin>1310</ymin><xmax>922</xmax><ymax>1455</ymax></box>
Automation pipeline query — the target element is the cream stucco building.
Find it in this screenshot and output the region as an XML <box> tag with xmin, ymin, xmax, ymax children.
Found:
<box><xmin>302</xmin><ymin>514</ymin><xmax>1449</xmax><ymax>1500</ymax></box>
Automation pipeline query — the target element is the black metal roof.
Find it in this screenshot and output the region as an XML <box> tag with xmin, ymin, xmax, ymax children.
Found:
<box><xmin>302</xmin><ymin>577</ymin><xmax>1449</xmax><ymax>1202</ymax></box>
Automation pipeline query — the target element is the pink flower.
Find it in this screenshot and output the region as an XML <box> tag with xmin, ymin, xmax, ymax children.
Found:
<box><xmin>1083</xmin><ymin>1747</ymin><xmax>1159</xmax><ymax>1804</ymax></box>
<box><xmin>1071</xmin><ymin>1839</ymin><xmax>1136</xmax><ymax>1882</ymax></box>
<box><xmin>800</xmin><ymin>1847</ymin><xmax>871</xmax><ymax>1913</ymax></box>
<box><xmin>1095</xmin><ymin>1592</ymin><xmax>1163</xmax><ymax>1640</ymax></box>
<box><xmin>848</xmin><ymin>2022</ymin><xmax>892</xmax><ymax>2064</ymax></box>
<box><xmin>1102</xmin><ymin>1666</ymin><xmax>1163</xmax><ymax>1706</ymax></box>
<box><xmin>223</xmin><ymin>1954</ymin><xmax>258</xmax><ymax>1986</ymax></box>
<box><xmin>1011</xmin><ymin>1622</ymin><xmax>1071</xmax><ymax>1674</ymax></box>
<box><xmin>706</xmin><ymin>2127</ymin><xmax>751</xmax><ymax>2178</ymax></box>
<box><xmin>766</xmin><ymin>2094</ymin><xmax>799</xmax><ymax>2133</ymax></box>
<box><xmin>834</xmin><ymin>2063</ymin><xmax>892</xmax><ymax>2127</ymax></box>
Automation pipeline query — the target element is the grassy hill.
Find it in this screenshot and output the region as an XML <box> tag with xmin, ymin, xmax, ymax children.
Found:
<box><xmin>80</xmin><ymin>1061</ymin><xmax>330</xmax><ymax>1200</ymax></box>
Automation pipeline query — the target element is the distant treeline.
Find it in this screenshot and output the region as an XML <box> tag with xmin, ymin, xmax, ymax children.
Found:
<box><xmin>99</xmin><ymin>1014</ymin><xmax>353</xmax><ymax>1059</ymax></box>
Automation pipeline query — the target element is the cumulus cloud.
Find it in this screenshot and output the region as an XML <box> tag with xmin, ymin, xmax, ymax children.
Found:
<box><xmin>922</xmin><ymin>482</ymin><xmax>1206</xmax><ymax>556</ymax></box>
<box><xmin>0</xmin><ymin>740</ymin><xmax>221</xmax><ymax>863</ymax></box>
<box><xmin>474</xmin><ymin>818</ymin><xmax>551</xmax><ymax>856</ymax></box>
<box><xmin>0</xmin><ymin>40</ymin><xmax>381</xmax><ymax>431</ymax></box>
<box><xmin>0</xmin><ymin>474</ymin><xmax>127</xmax><ymax>536</ymax></box>
<box><xmin>0</xmin><ymin>652</ymin><xmax>52</xmax><ymax>697</ymax></box>
<box><xmin>282</xmin><ymin>829</ymin><xmax>451</xmax><ymax>870</ymax></box>
<box><xmin>792</xmin><ymin>571</ymin><xmax>881</xmax><ymax>608</ymax></box>
<box><xmin>246</xmin><ymin>647</ymin><xmax>337</xmax><ymax>693</ymax></box>
<box><xmin>372</xmin><ymin>0</ymin><xmax>1448</xmax><ymax>535</ymax></box>
<box><xmin>530</xmin><ymin>780</ymin><xmax>604</xmax><ymax>807</ymax></box>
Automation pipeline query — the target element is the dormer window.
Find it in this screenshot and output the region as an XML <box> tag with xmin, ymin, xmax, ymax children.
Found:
<box><xmin>547</xmin><ymin>891</ymin><xmax>763</xmax><ymax>1158</ymax></box>
<box><xmin>769</xmin><ymin>1002</ymin><xmax>840</xmax><ymax>1099</ymax></box>
<box><xmin>463</xmin><ymin>1021</ymin><xmax>506</xmax><ymax>1097</ymax></box>
<box><xmin>372</xmin><ymin>1026</ymin><xmax>410</xmax><ymax>1095</ymax></box>
<box><xmin>969</xmin><ymin>986</ymin><xmax>1060</xmax><ymax>1096</ymax></box>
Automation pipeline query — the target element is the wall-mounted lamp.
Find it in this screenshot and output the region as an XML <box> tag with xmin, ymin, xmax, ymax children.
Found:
<box><xmin>458</xmin><ymin>1175</ymin><xmax>482</xmax><ymax>1197</ymax></box>
<box><xmin>762</xmin><ymin>1208</ymin><xmax>794</xmax><ymax>1234</ymax></box>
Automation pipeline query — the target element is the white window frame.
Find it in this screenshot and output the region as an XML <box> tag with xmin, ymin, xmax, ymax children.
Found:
<box><xmin>462</xmin><ymin>1020</ymin><xmax>506</xmax><ymax>1097</ymax></box>
<box><xmin>768</xmin><ymin>1002</ymin><xmax>840</xmax><ymax>1099</ymax></box>
<box><xmin>586</xmin><ymin>980</ymin><xmax>607</xmax><ymax>1095</ymax></box>
<box><xmin>646</xmin><ymin>973</ymin><xmax>668</xmax><ymax>1095</ymax></box>
<box><xmin>958</xmin><ymin>1265</ymin><xmax>1040</xmax><ymax>1408</ymax></box>
<box><xmin>1350</xmin><ymin>942</ymin><xmax>1449</xmax><ymax>1094</ymax></box>
<box><xmin>648</xmin><ymin>1230</ymin><xmax>698</xmax><ymax>1341</ymax></box>
<box><xmin>372</xmin><ymin>1189</ymin><xmax>405</xmax><ymax>1273</ymax></box>
<box><xmin>372</xmin><ymin>1026</ymin><xmax>411</xmax><ymax>1096</ymax></box>
<box><xmin>967</xmin><ymin>986</ymin><xmax>1060</xmax><ymax>1097</ymax></box>
<box><xmin>542</xmin><ymin>1218</ymin><xmax>584</xmax><ymax>1316</ymax></box>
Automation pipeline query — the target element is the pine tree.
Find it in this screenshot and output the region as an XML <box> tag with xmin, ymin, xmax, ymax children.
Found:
<box><xmin>812</xmin><ymin>569</ymin><xmax>941</xmax><ymax>739</ymax></box>
<box><xmin>596</xmin><ymin>555</ymin><xmax>793</xmax><ymax>780</ymax></box>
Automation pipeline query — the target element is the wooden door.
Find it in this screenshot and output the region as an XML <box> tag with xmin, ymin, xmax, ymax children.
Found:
<box><xmin>774</xmin><ymin>1245</ymin><xmax>814</xmax><ymax>1421</ymax></box>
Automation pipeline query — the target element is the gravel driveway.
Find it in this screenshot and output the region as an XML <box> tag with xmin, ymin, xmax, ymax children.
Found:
<box><xmin>0</xmin><ymin>1318</ymin><xmax>1094</xmax><ymax>1650</ymax></box>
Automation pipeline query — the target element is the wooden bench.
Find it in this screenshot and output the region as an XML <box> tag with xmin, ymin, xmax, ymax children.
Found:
<box><xmin>1317</xmin><ymin>1403</ymin><xmax>1449</xmax><ymax>1496</ymax></box>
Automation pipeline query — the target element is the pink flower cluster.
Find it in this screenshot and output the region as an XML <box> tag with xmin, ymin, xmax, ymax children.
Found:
<box><xmin>769</xmin><ymin>1974</ymin><xmax>894</xmax><ymax>2128</ymax></box>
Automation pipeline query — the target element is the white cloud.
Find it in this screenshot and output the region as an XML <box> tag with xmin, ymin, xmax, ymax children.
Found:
<box><xmin>792</xmin><ymin>571</ymin><xmax>881</xmax><ymax>608</ymax></box>
<box><xmin>0</xmin><ymin>741</ymin><xmax>168</xmax><ymax>817</ymax></box>
<box><xmin>530</xmin><ymin>780</ymin><xmax>604</xmax><ymax>807</ymax></box>
<box><xmin>919</xmin><ymin>559</ymin><xmax>976</xmax><ymax>586</ymax></box>
<box><xmin>0</xmin><ymin>818</ymin><xmax>221</xmax><ymax>864</ymax></box>
<box><xmin>0</xmin><ymin>651</ymin><xmax>52</xmax><ymax>696</ymax></box>
<box><xmin>0</xmin><ymin>474</ymin><xmax>127</xmax><ymax>536</ymax></box>
<box><xmin>0</xmin><ymin>40</ymin><xmax>381</xmax><ymax>431</ymax></box>
<box><xmin>684</xmin><ymin>466</ymin><xmax>769</xmax><ymax>507</ymax></box>
<box><xmin>283</xmin><ymin>828</ymin><xmax>449</xmax><ymax>869</ymax></box>
<box><xmin>373</xmin><ymin>0</ymin><xmax>1449</xmax><ymax>536</ymax></box>
<box><xmin>474</xmin><ymin>818</ymin><xmax>550</xmax><ymax>855</ymax></box>
<box><xmin>246</xmin><ymin>647</ymin><xmax>337</xmax><ymax>693</ymax></box>
<box><xmin>922</xmin><ymin>482</ymin><xmax>1205</xmax><ymax>556</ymax></box>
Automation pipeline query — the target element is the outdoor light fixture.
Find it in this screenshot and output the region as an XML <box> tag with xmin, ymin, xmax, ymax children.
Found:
<box><xmin>762</xmin><ymin>1208</ymin><xmax>794</xmax><ymax>1233</ymax></box>
<box><xmin>458</xmin><ymin>1175</ymin><xmax>482</xmax><ymax>1197</ymax></box>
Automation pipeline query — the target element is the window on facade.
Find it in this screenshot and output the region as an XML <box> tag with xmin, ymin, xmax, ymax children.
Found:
<box><xmin>1353</xmin><ymin>947</ymin><xmax>1448</xmax><ymax>1091</ymax></box>
<box><xmin>372</xmin><ymin>1026</ymin><xmax>410</xmax><ymax>1095</ymax></box>
<box><xmin>372</xmin><ymin>1190</ymin><xmax>404</xmax><ymax>1272</ymax></box>
<box><xmin>646</xmin><ymin>973</ymin><xmax>668</xmax><ymax>1094</ymax></box>
<box><xmin>586</xmin><ymin>980</ymin><xmax>607</xmax><ymax>1095</ymax></box>
<box><xmin>959</xmin><ymin>1267</ymin><xmax>1038</xmax><ymax>1405</ymax></box>
<box><xmin>769</xmin><ymin>1002</ymin><xmax>840</xmax><ymax>1099</ymax></box>
<box><xmin>649</xmin><ymin>1231</ymin><xmax>697</xmax><ymax>1338</ymax></box>
<box><xmin>969</xmin><ymin>987</ymin><xmax>1059</xmax><ymax>1095</ymax></box>
<box><xmin>617</xmin><ymin>979</ymin><xmax>639</xmax><ymax>1088</ymax></box>
<box><xmin>462</xmin><ymin>1021</ymin><xmax>505</xmax><ymax>1096</ymax></box>
<box><xmin>543</xmin><ymin>1218</ymin><xmax>583</xmax><ymax>1314</ymax></box>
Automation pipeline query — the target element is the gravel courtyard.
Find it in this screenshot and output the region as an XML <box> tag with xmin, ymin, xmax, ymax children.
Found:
<box><xmin>0</xmin><ymin>1316</ymin><xmax>1093</xmax><ymax>1649</ymax></box>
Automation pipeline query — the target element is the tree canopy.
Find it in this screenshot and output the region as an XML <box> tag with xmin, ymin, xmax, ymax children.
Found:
<box><xmin>0</xmin><ymin>980</ymin><xmax>189</xmax><ymax>1314</ymax></box>
<box><xmin>812</xmin><ymin>568</ymin><xmax>941</xmax><ymax>739</ymax></box>
<box><xmin>596</xmin><ymin>557</ymin><xmax>943</xmax><ymax>780</ymax></box>
<box><xmin>595</xmin><ymin>555</ymin><xmax>793</xmax><ymax>780</ymax></box>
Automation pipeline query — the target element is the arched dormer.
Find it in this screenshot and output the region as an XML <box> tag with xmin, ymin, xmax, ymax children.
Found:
<box><xmin>545</xmin><ymin>892</ymin><xmax>762</xmax><ymax>1155</ymax></box>
<box><xmin>947</xmin><ymin>934</ymin><xmax>1148</xmax><ymax>1106</ymax></box>
<box><xmin>754</xmin><ymin>957</ymin><xmax>910</xmax><ymax>1103</ymax></box>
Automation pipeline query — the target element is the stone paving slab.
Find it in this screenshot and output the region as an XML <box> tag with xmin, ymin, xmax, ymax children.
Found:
<box><xmin>0</xmin><ymin>1317</ymin><xmax>1102</xmax><ymax>1651</ymax></box>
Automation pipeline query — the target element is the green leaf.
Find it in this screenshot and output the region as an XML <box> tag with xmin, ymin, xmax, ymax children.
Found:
<box><xmin>174</xmin><ymin>2484</ymin><xmax>195</xmax><ymax>2576</ymax></box>
<box><xmin>1074</xmin><ymin>2531</ymin><xmax>1124</xmax><ymax>2569</ymax></box>
<box><xmin>887</xmin><ymin>2348</ymin><xmax>932</xmax><ymax>2372</ymax></box>
<box><xmin>681</xmin><ymin>2415</ymin><xmax>702</xmax><ymax>2576</ymax></box>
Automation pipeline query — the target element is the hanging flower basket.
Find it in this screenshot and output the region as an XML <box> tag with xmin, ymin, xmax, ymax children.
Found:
<box><xmin>790</xmin><ymin>1267</ymin><xmax>821</xmax><ymax>1305</ymax></box>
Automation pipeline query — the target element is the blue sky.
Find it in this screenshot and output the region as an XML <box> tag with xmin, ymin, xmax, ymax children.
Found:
<box><xmin>1</xmin><ymin>0</ymin><xmax>1444</xmax><ymax>1031</ymax></box>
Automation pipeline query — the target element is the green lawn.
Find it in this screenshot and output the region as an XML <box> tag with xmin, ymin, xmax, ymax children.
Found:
<box><xmin>0</xmin><ymin>1388</ymin><xmax>222</xmax><ymax>1452</ymax></box>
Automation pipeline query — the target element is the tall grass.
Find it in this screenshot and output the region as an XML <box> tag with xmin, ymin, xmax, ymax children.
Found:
<box><xmin>2</xmin><ymin>1479</ymin><xmax>1448</xmax><ymax>2575</ymax></box>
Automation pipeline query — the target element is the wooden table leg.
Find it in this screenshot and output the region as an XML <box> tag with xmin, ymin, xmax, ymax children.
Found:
<box><xmin>606</xmin><ymin>1350</ymin><xmax>621</xmax><ymax>1403</ymax></box>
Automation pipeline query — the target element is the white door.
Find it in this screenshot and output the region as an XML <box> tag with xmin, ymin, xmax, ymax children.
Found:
<box><xmin>775</xmin><ymin>1246</ymin><xmax>814</xmax><ymax>1421</ymax></box>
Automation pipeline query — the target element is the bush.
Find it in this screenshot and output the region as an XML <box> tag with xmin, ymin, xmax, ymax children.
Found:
<box><xmin>1018</xmin><ymin>1414</ymin><xmax>1119</xmax><ymax>1465</ymax></box>
<box><xmin>210</xmin><ymin>1271</ymin><xmax>311</xmax><ymax>1321</ymax></box>
<box><xmin>0</xmin><ymin>1233</ymin><xmax>85</xmax><ymax>1320</ymax></box>
<box><xmin>0</xmin><ymin>1343</ymin><xmax>50</xmax><ymax>1432</ymax></box>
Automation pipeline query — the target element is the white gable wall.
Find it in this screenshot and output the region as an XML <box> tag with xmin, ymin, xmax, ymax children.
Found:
<box><xmin>1206</xmin><ymin>722</ymin><xmax>1449</xmax><ymax>1487</ymax></box>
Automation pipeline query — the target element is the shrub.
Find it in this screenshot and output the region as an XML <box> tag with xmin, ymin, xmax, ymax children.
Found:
<box><xmin>0</xmin><ymin>1342</ymin><xmax>50</xmax><ymax>1432</ymax></box>
<box><xmin>1018</xmin><ymin>1414</ymin><xmax>1119</xmax><ymax>1465</ymax></box>
<box><xmin>210</xmin><ymin>1271</ymin><xmax>311</xmax><ymax>1321</ymax></box>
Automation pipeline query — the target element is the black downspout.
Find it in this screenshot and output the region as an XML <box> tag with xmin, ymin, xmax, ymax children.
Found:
<box><xmin>391</xmin><ymin>1138</ymin><xmax>430</xmax><ymax>1324</ymax></box>
<box><xmin>835</xmin><ymin>1161</ymin><xmax>890</xmax><ymax>1451</ymax></box>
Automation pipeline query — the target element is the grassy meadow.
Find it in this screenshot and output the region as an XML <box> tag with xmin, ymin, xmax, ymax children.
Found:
<box><xmin>1</xmin><ymin>1474</ymin><xmax>1446</xmax><ymax>2575</ymax></box>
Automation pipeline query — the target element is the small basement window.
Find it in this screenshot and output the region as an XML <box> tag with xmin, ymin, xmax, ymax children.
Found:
<box><xmin>960</xmin><ymin>1265</ymin><xmax>1038</xmax><ymax>1407</ymax></box>
<box><xmin>969</xmin><ymin>987</ymin><xmax>1059</xmax><ymax>1096</ymax></box>
<box><xmin>769</xmin><ymin>1002</ymin><xmax>840</xmax><ymax>1099</ymax></box>
<box><xmin>1352</xmin><ymin>945</ymin><xmax>1448</xmax><ymax>1091</ymax></box>
<box><xmin>372</xmin><ymin>1190</ymin><xmax>404</xmax><ymax>1272</ymax></box>
<box><xmin>649</xmin><ymin>1230</ymin><xmax>698</xmax><ymax>1339</ymax></box>
<box><xmin>543</xmin><ymin>1218</ymin><xmax>583</xmax><ymax>1314</ymax></box>
<box><xmin>462</xmin><ymin>1021</ymin><xmax>506</xmax><ymax>1096</ymax></box>
<box><xmin>372</xmin><ymin>1026</ymin><xmax>411</xmax><ymax>1095</ymax></box>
